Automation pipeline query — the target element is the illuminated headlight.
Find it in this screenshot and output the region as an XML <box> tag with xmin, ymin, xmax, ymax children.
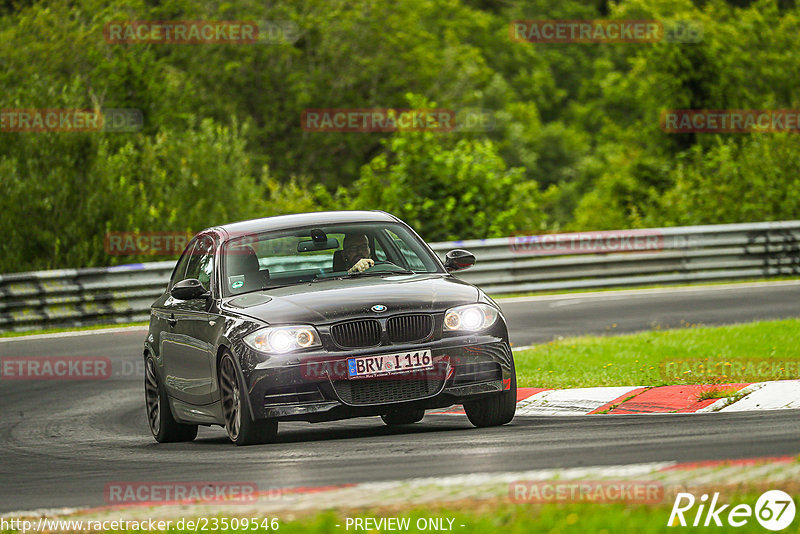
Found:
<box><xmin>243</xmin><ymin>325</ymin><xmax>321</xmax><ymax>353</ymax></box>
<box><xmin>443</xmin><ymin>304</ymin><xmax>499</xmax><ymax>332</ymax></box>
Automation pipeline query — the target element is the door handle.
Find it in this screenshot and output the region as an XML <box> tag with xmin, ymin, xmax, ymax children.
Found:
<box><xmin>167</xmin><ymin>314</ymin><xmax>177</xmax><ymax>327</ymax></box>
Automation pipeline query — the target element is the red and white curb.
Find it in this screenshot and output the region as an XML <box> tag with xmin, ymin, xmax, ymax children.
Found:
<box><xmin>431</xmin><ymin>380</ymin><xmax>800</xmax><ymax>416</ymax></box>
<box><xmin>699</xmin><ymin>380</ymin><xmax>800</xmax><ymax>412</ymax></box>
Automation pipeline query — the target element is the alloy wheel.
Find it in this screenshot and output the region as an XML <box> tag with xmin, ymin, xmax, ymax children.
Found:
<box><xmin>144</xmin><ymin>358</ymin><xmax>161</xmax><ymax>435</ymax></box>
<box><xmin>220</xmin><ymin>357</ymin><xmax>242</xmax><ymax>441</ymax></box>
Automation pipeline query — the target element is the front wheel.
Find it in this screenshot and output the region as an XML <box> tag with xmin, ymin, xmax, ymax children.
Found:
<box><xmin>381</xmin><ymin>408</ymin><xmax>425</xmax><ymax>426</ymax></box>
<box><xmin>219</xmin><ymin>352</ymin><xmax>277</xmax><ymax>446</ymax></box>
<box><xmin>144</xmin><ymin>356</ymin><xmax>198</xmax><ymax>443</ymax></box>
<box><xmin>463</xmin><ymin>364</ymin><xmax>517</xmax><ymax>428</ymax></box>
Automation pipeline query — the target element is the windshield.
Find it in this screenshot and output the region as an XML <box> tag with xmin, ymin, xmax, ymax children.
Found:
<box><xmin>221</xmin><ymin>222</ymin><xmax>442</xmax><ymax>296</ymax></box>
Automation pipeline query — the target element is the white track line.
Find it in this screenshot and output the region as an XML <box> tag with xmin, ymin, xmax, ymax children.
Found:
<box><xmin>0</xmin><ymin>326</ymin><xmax>148</xmax><ymax>343</ymax></box>
<box><xmin>515</xmin><ymin>386</ymin><xmax>642</xmax><ymax>416</ymax></box>
<box><xmin>497</xmin><ymin>280</ymin><xmax>800</xmax><ymax>303</ymax></box>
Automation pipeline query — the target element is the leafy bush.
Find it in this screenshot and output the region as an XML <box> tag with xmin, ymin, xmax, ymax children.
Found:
<box><xmin>1</xmin><ymin>0</ymin><xmax>799</xmax><ymax>272</ymax></box>
<box><xmin>351</xmin><ymin>115</ymin><xmax>545</xmax><ymax>241</ymax></box>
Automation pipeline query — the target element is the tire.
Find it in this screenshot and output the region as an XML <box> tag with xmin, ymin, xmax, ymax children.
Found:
<box><xmin>219</xmin><ymin>352</ymin><xmax>278</xmax><ymax>446</ymax></box>
<box><xmin>381</xmin><ymin>408</ymin><xmax>425</xmax><ymax>426</ymax></box>
<box><xmin>144</xmin><ymin>355</ymin><xmax>198</xmax><ymax>443</ymax></box>
<box><xmin>463</xmin><ymin>361</ymin><xmax>517</xmax><ymax>428</ymax></box>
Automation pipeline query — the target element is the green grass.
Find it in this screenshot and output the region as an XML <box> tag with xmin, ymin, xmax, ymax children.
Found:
<box><xmin>696</xmin><ymin>386</ymin><xmax>740</xmax><ymax>401</ymax></box>
<box><xmin>4</xmin><ymin>495</ymin><xmax>789</xmax><ymax>534</ymax></box>
<box><xmin>274</xmin><ymin>501</ymin><xmax>788</xmax><ymax>534</ymax></box>
<box><xmin>514</xmin><ymin>318</ymin><xmax>800</xmax><ymax>389</ymax></box>
<box><xmin>0</xmin><ymin>321</ymin><xmax>148</xmax><ymax>338</ymax></box>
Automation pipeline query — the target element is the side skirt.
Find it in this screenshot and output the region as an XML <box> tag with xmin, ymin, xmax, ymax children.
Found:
<box><xmin>169</xmin><ymin>397</ymin><xmax>224</xmax><ymax>426</ymax></box>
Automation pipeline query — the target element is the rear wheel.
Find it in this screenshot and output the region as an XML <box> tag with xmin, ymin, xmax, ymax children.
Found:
<box><xmin>463</xmin><ymin>362</ymin><xmax>517</xmax><ymax>428</ymax></box>
<box><xmin>144</xmin><ymin>355</ymin><xmax>198</xmax><ymax>443</ymax></box>
<box><xmin>219</xmin><ymin>352</ymin><xmax>277</xmax><ymax>446</ymax></box>
<box><xmin>381</xmin><ymin>408</ymin><xmax>425</xmax><ymax>426</ymax></box>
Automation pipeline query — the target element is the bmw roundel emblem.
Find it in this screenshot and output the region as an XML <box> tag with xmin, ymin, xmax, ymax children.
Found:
<box><xmin>371</xmin><ymin>304</ymin><xmax>387</xmax><ymax>313</ymax></box>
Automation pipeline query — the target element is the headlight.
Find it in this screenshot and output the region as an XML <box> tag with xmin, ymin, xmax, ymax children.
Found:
<box><xmin>243</xmin><ymin>325</ymin><xmax>321</xmax><ymax>353</ymax></box>
<box><xmin>443</xmin><ymin>304</ymin><xmax>499</xmax><ymax>332</ymax></box>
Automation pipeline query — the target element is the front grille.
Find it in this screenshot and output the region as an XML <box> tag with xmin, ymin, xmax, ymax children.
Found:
<box><xmin>387</xmin><ymin>314</ymin><xmax>433</xmax><ymax>343</ymax></box>
<box><xmin>331</xmin><ymin>319</ymin><xmax>381</xmax><ymax>348</ymax></box>
<box><xmin>452</xmin><ymin>362</ymin><xmax>502</xmax><ymax>385</ymax></box>
<box><xmin>333</xmin><ymin>375</ymin><xmax>444</xmax><ymax>405</ymax></box>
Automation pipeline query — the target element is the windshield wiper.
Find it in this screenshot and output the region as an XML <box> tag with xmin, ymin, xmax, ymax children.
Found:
<box><xmin>360</xmin><ymin>269</ymin><xmax>417</xmax><ymax>275</ymax></box>
<box><xmin>233</xmin><ymin>282</ymin><xmax>306</xmax><ymax>295</ymax></box>
<box><xmin>262</xmin><ymin>282</ymin><xmax>309</xmax><ymax>290</ymax></box>
<box><xmin>311</xmin><ymin>269</ymin><xmax>418</xmax><ymax>283</ymax></box>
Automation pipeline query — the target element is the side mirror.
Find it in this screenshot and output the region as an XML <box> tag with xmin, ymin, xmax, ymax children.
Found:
<box><xmin>444</xmin><ymin>249</ymin><xmax>476</xmax><ymax>272</ymax></box>
<box><xmin>171</xmin><ymin>278</ymin><xmax>210</xmax><ymax>300</ymax></box>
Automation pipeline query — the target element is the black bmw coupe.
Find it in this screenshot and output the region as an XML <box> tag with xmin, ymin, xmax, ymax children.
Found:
<box><xmin>144</xmin><ymin>210</ymin><xmax>516</xmax><ymax>445</ymax></box>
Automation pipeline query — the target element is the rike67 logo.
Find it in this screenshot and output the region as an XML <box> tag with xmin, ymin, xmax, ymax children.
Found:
<box><xmin>668</xmin><ymin>490</ymin><xmax>796</xmax><ymax>530</ymax></box>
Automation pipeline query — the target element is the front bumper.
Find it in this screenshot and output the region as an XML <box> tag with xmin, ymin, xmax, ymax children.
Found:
<box><xmin>237</xmin><ymin>335</ymin><xmax>513</xmax><ymax>422</ymax></box>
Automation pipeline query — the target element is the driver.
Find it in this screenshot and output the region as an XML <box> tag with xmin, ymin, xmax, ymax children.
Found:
<box><xmin>342</xmin><ymin>233</ymin><xmax>374</xmax><ymax>273</ymax></box>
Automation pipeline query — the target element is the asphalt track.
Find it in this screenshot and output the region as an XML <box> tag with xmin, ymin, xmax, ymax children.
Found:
<box><xmin>1</xmin><ymin>282</ymin><xmax>799</xmax><ymax>513</ymax></box>
<box><xmin>503</xmin><ymin>280</ymin><xmax>800</xmax><ymax>346</ymax></box>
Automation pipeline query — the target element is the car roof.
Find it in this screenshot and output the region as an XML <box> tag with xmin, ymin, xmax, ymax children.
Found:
<box><xmin>206</xmin><ymin>210</ymin><xmax>400</xmax><ymax>239</ymax></box>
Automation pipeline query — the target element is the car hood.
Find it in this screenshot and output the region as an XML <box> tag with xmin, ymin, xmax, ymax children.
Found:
<box><xmin>222</xmin><ymin>273</ymin><xmax>480</xmax><ymax>325</ymax></box>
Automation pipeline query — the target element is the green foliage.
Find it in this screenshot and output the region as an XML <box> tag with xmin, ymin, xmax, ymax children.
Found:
<box><xmin>658</xmin><ymin>135</ymin><xmax>800</xmax><ymax>225</ymax></box>
<box><xmin>0</xmin><ymin>118</ymin><xmax>272</xmax><ymax>270</ymax></box>
<box><xmin>0</xmin><ymin>0</ymin><xmax>798</xmax><ymax>272</ymax></box>
<box><xmin>352</xmin><ymin>133</ymin><xmax>543</xmax><ymax>242</ymax></box>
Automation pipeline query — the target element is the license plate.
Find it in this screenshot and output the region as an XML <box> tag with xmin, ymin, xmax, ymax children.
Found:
<box><xmin>347</xmin><ymin>349</ymin><xmax>433</xmax><ymax>378</ymax></box>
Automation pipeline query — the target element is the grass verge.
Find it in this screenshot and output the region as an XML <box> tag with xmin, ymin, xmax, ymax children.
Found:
<box><xmin>272</xmin><ymin>499</ymin><xmax>781</xmax><ymax>534</ymax></box>
<box><xmin>4</xmin><ymin>494</ymin><xmax>787</xmax><ymax>534</ymax></box>
<box><xmin>514</xmin><ymin>318</ymin><xmax>800</xmax><ymax>389</ymax></box>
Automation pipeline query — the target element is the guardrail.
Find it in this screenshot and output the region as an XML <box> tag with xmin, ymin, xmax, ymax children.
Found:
<box><xmin>1</xmin><ymin>221</ymin><xmax>798</xmax><ymax>332</ymax></box>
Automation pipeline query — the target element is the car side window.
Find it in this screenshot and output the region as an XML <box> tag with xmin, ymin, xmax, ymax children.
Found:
<box><xmin>373</xmin><ymin>237</ymin><xmax>387</xmax><ymax>261</ymax></box>
<box><xmin>169</xmin><ymin>239</ymin><xmax>197</xmax><ymax>288</ymax></box>
<box><xmin>184</xmin><ymin>236</ymin><xmax>215</xmax><ymax>290</ymax></box>
<box><xmin>387</xmin><ymin>230</ymin><xmax>427</xmax><ymax>270</ymax></box>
